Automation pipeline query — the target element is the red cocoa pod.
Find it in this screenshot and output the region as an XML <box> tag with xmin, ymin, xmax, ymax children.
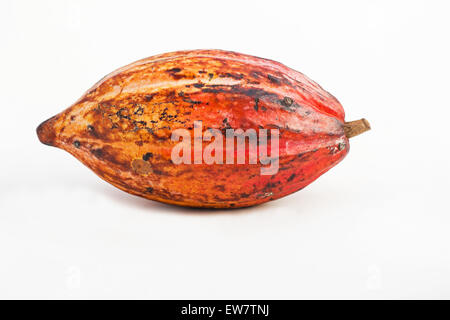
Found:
<box><xmin>37</xmin><ymin>50</ymin><xmax>370</xmax><ymax>208</ymax></box>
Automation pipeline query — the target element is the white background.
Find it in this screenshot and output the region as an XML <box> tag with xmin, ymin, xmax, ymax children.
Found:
<box><xmin>1</xmin><ymin>0</ymin><xmax>449</xmax><ymax>299</ymax></box>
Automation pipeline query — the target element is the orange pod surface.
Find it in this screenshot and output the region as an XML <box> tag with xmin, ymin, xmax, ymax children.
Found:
<box><xmin>37</xmin><ymin>50</ymin><xmax>370</xmax><ymax>208</ymax></box>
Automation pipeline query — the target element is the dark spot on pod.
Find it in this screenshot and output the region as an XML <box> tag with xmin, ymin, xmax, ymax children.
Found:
<box><xmin>134</xmin><ymin>106</ymin><xmax>144</xmax><ymax>115</ymax></box>
<box><xmin>142</xmin><ymin>152</ymin><xmax>153</xmax><ymax>161</ymax></box>
<box><xmin>215</xmin><ymin>185</ymin><xmax>226</xmax><ymax>192</ymax></box>
<box><xmin>182</xmin><ymin>98</ymin><xmax>202</xmax><ymax>104</ymax></box>
<box><xmin>116</xmin><ymin>108</ymin><xmax>130</xmax><ymax>119</ymax></box>
<box><xmin>261</xmin><ymin>183</ymin><xmax>277</xmax><ymax>195</ymax></box>
<box><xmin>178</xmin><ymin>91</ymin><xmax>185</xmax><ymax>97</ymax></box>
<box><xmin>146</xmin><ymin>187</ymin><xmax>153</xmax><ymax>193</ymax></box>
<box><xmin>198</xmin><ymin>70</ymin><xmax>206</xmax><ymax>74</ymax></box>
<box><xmin>267</xmin><ymin>74</ymin><xmax>282</xmax><ymax>84</ymax></box>
<box><xmin>338</xmin><ymin>142</ymin><xmax>346</xmax><ymax>151</ymax></box>
<box><xmin>73</xmin><ymin>140</ymin><xmax>81</xmax><ymax>148</ymax></box>
<box><xmin>167</xmin><ymin>68</ymin><xmax>185</xmax><ymax>80</ymax></box>
<box><xmin>328</xmin><ymin>146</ymin><xmax>337</xmax><ymax>154</ymax></box>
<box><xmin>167</xmin><ymin>67</ymin><xmax>181</xmax><ymax>73</ymax></box>
<box><xmin>222</xmin><ymin>118</ymin><xmax>232</xmax><ymax>130</ymax></box>
<box><xmin>298</xmin><ymin>152</ymin><xmax>307</xmax><ymax>159</ymax></box>
<box><xmin>133</xmin><ymin>120</ymin><xmax>147</xmax><ymax>129</ymax></box>
<box><xmin>264</xmin><ymin>182</ymin><xmax>278</xmax><ymax>190</ymax></box>
<box><xmin>91</xmin><ymin>148</ymin><xmax>103</xmax><ymax>159</ymax></box>
<box><xmin>251</xmin><ymin>70</ymin><xmax>263</xmax><ymax>78</ymax></box>
<box><xmin>165</xmin><ymin>90</ymin><xmax>177</xmax><ymax>100</ymax></box>
<box><xmin>208</xmin><ymin>73</ymin><xmax>214</xmax><ymax>80</ymax></box>
<box><xmin>193</xmin><ymin>83</ymin><xmax>204</xmax><ymax>88</ymax></box>
<box><xmin>70</xmin><ymin>115</ymin><xmax>76</xmax><ymax>121</ymax></box>
<box><xmin>254</xmin><ymin>98</ymin><xmax>259</xmax><ymax>111</ymax></box>
<box><xmin>220</xmin><ymin>73</ymin><xmax>244</xmax><ymax>80</ymax></box>
<box><xmin>201</xmin><ymin>88</ymin><xmax>224</xmax><ymax>94</ymax></box>
<box><xmin>287</xmin><ymin>173</ymin><xmax>296</xmax><ymax>182</ymax></box>
<box><xmin>230</xmin><ymin>203</ymin><xmax>236</xmax><ymax>207</ymax></box>
<box><xmin>281</xmin><ymin>96</ymin><xmax>294</xmax><ymax>107</ymax></box>
<box><xmin>144</xmin><ymin>94</ymin><xmax>154</xmax><ymax>102</ymax></box>
<box><xmin>87</xmin><ymin>125</ymin><xmax>97</xmax><ymax>137</ymax></box>
<box><xmin>240</xmin><ymin>193</ymin><xmax>250</xmax><ymax>198</ymax></box>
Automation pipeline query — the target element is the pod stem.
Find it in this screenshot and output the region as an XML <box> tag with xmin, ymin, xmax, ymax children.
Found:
<box><xmin>343</xmin><ymin>118</ymin><xmax>371</xmax><ymax>138</ymax></box>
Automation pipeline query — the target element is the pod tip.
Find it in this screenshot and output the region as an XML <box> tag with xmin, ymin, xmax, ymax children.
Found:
<box><xmin>37</xmin><ymin>116</ymin><xmax>57</xmax><ymax>146</ymax></box>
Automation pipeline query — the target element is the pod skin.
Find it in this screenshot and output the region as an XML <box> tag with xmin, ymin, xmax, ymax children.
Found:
<box><xmin>37</xmin><ymin>50</ymin><xmax>370</xmax><ymax>208</ymax></box>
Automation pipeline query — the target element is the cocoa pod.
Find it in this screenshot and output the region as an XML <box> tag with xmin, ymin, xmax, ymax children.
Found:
<box><xmin>37</xmin><ymin>50</ymin><xmax>370</xmax><ymax>208</ymax></box>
